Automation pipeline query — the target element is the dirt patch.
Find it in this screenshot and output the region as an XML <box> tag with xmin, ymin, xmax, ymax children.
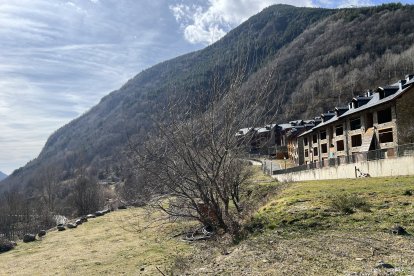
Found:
<box><xmin>180</xmin><ymin>230</ymin><xmax>414</xmax><ymax>275</ymax></box>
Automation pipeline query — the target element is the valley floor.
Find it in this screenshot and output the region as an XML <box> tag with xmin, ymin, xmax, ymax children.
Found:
<box><xmin>1</xmin><ymin>171</ymin><xmax>413</xmax><ymax>275</ymax></box>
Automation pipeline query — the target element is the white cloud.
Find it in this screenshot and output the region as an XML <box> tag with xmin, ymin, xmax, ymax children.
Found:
<box><xmin>170</xmin><ymin>0</ymin><xmax>313</xmax><ymax>45</ymax></box>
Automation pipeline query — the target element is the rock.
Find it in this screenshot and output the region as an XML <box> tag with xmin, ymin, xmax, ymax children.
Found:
<box><xmin>57</xmin><ymin>224</ymin><xmax>66</xmax><ymax>231</ymax></box>
<box><xmin>390</xmin><ymin>225</ymin><xmax>408</xmax><ymax>235</ymax></box>
<box><xmin>140</xmin><ymin>267</ymin><xmax>145</xmax><ymax>271</ymax></box>
<box><xmin>38</xmin><ymin>230</ymin><xmax>47</xmax><ymax>238</ymax></box>
<box><xmin>86</xmin><ymin>214</ymin><xmax>96</xmax><ymax>219</ymax></box>
<box><xmin>0</xmin><ymin>238</ymin><xmax>16</xmax><ymax>253</ymax></box>
<box><xmin>67</xmin><ymin>223</ymin><xmax>77</xmax><ymax>229</ymax></box>
<box><xmin>95</xmin><ymin>211</ymin><xmax>104</xmax><ymax>217</ymax></box>
<box><xmin>23</xmin><ymin>234</ymin><xmax>36</xmax><ymax>243</ymax></box>
<box><xmin>375</xmin><ymin>261</ymin><xmax>394</xmax><ymax>269</ymax></box>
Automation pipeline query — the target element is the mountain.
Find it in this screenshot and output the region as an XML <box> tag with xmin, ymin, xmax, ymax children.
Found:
<box><xmin>0</xmin><ymin>171</ymin><xmax>7</xmax><ymax>181</ymax></box>
<box><xmin>1</xmin><ymin>3</ymin><xmax>414</xmax><ymax>195</ymax></box>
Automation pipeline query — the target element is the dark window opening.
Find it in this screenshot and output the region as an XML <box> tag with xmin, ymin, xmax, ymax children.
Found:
<box><xmin>377</xmin><ymin>108</ymin><xmax>392</xmax><ymax>124</ymax></box>
<box><xmin>313</xmin><ymin>134</ymin><xmax>317</xmax><ymax>143</ymax></box>
<box><xmin>304</xmin><ymin>137</ymin><xmax>308</xmax><ymax>146</ymax></box>
<box><xmin>320</xmin><ymin>131</ymin><xmax>327</xmax><ymax>140</ymax></box>
<box><xmin>379</xmin><ymin>128</ymin><xmax>394</xmax><ymax>143</ymax></box>
<box><xmin>350</xmin><ymin>117</ymin><xmax>361</xmax><ymax>130</ymax></box>
<box><xmin>321</xmin><ymin>143</ymin><xmax>328</xmax><ymax>153</ymax></box>
<box><xmin>336</xmin><ymin>125</ymin><xmax>343</xmax><ymax>136</ymax></box>
<box><xmin>366</xmin><ymin>113</ymin><xmax>374</xmax><ymax>128</ymax></box>
<box><xmin>305</xmin><ymin>149</ymin><xmax>309</xmax><ymax>157</ymax></box>
<box><xmin>337</xmin><ymin>140</ymin><xmax>345</xmax><ymax>151</ymax></box>
<box><xmin>351</xmin><ymin>134</ymin><xmax>362</xmax><ymax>147</ymax></box>
<box><xmin>313</xmin><ymin>147</ymin><xmax>318</xmax><ymax>156</ymax></box>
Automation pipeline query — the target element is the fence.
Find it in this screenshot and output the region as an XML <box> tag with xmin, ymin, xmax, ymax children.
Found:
<box><xmin>271</xmin><ymin>143</ymin><xmax>414</xmax><ymax>175</ymax></box>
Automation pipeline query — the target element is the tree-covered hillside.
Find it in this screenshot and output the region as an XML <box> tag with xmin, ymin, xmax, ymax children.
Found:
<box><xmin>1</xmin><ymin>3</ymin><xmax>414</xmax><ymax>200</ymax></box>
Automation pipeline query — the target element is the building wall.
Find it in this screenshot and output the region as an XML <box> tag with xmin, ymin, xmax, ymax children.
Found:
<box><xmin>396</xmin><ymin>86</ymin><xmax>414</xmax><ymax>144</ymax></box>
<box><xmin>273</xmin><ymin>155</ymin><xmax>414</xmax><ymax>182</ymax></box>
<box><xmin>300</xmin><ymin>99</ymin><xmax>400</xmax><ymax>165</ymax></box>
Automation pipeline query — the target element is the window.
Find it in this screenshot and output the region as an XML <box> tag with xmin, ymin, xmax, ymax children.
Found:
<box><xmin>305</xmin><ymin>149</ymin><xmax>309</xmax><ymax>157</ymax></box>
<box><xmin>313</xmin><ymin>147</ymin><xmax>318</xmax><ymax>156</ymax></box>
<box><xmin>377</xmin><ymin>108</ymin><xmax>392</xmax><ymax>124</ymax></box>
<box><xmin>351</xmin><ymin>134</ymin><xmax>362</xmax><ymax>147</ymax></box>
<box><xmin>320</xmin><ymin>131</ymin><xmax>327</xmax><ymax>140</ymax></box>
<box><xmin>350</xmin><ymin>117</ymin><xmax>361</xmax><ymax>130</ymax></box>
<box><xmin>304</xmin><ymin>137</ymin><xmax>308</xmax><ymax>146</ymax></box>
<box><xmin>336</xmin><ymin>125</ymin><xmax>343</xmax><ymax>136</ymax></box>
<box><xmin>321</xmin><ymin>143</ymin><xmax>328</xmax><ymax>153</ymax></box>
<box><xmin>313</xmin><ymin>134</ymin><xmax>317</xmax><ymax>143</ymax></box>
<box><xmin>379</xmin><ymin>128</ymin><xmax>394</xmax><ymax>143</ymax></box>
<box><xmin>337</xmin><ymin>140</ymin><xmax>345</xmax><ymax>151</ymax></box>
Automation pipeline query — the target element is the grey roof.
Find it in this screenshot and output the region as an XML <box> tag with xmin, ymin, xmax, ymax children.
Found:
<box><xmin>236</xmin><ymin>127</ymin><xmax>253</xmax><ymax>136</ymax></box>
<box><xmin>298</xmin><ymin>77</ymin><xmax>414</xmax><ymax>137</ymax></box>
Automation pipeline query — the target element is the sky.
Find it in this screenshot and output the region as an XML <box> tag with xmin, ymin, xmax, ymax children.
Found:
<box><xmin>0</xmin><ymin>0</ymin><xmax>413</xmax><ymax>175</ymax></box>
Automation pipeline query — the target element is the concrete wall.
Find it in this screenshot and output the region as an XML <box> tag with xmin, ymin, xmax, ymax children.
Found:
<box><xmin>272</xmin><ymin>156</ymin><xmax>414</xmax><ymax>182</ymax></box>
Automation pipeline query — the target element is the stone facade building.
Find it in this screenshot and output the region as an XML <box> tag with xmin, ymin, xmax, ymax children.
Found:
<box><xmin>298</xmin><ymin>74</ymin><xmax>414</xmax><ymax>165</ymax></box>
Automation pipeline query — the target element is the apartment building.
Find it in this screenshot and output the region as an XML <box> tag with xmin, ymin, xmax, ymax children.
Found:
<box><xmin>299</xmin><ymin>74</ymin><xmax>414</xmax><ymax>165</ymax></box>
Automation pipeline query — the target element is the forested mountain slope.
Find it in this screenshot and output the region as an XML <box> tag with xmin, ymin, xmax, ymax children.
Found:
<box><xmin>1</xmin><ymin>4</ymin><xmax>414</xmax><ymax>194</ymax></box>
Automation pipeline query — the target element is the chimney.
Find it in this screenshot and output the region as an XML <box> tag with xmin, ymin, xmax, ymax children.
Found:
<box><xmin>399</xmin><ymin>79</ymin><xmax>407</xmax><ymax>90</ymax></box>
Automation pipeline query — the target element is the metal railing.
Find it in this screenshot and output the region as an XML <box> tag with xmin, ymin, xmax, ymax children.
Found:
<box><xmin>271</xmin><ymin>143</ymin><xmax>414</xmax><ymax>175</ymax></box>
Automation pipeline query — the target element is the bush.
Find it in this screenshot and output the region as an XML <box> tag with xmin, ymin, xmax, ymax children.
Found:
<box><xmin>329</xmin><ymin>193</ymin><xmax>370</xmax><ymax>214</ymax></box>
<box><xmin>403</xmin><ymin>190</ymin><xmax>413</xmax><ymax>196</ymax></box>
<box><xmin>0</xmin><ymin>238</ymin><xmax>16</xmax><ymax>253</ymax></box>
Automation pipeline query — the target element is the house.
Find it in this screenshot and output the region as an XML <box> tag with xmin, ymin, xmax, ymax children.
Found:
<box><xmin>285</xmin><ymin>119</ymin><xmax>320</xmax><ymax>165</ymax></box>
<box><xmin>298</xmin><ymin>74</ymin><xmax>414</xmax><ymax>165</ymax></box>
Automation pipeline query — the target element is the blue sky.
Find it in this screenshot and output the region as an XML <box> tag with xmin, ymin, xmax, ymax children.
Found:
<box><xmin>0</xmin><ymin>0</ymin><xmax>413</xmax><ymax>174</ymax></box>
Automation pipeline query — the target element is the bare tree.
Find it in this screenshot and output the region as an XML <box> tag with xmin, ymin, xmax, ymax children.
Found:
<box><xmin>71</xmin><ymin>165</ymin><xmax>104</xmax><ymax>216</ymax></box>
<box><xmin>36</xmin><ymin>165</ymin><xmax>60</xmax><ymax>213</ymax></box>
<box><xmin>129</xmin><ymin>67</ymin><xmax>278</xmax><ymax>236</ymax></box>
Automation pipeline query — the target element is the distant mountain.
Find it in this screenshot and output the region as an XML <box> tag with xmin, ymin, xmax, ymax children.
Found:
<box><xmin>1</xmin><ymin>3</ymin><xmax>414</xmax><ymax>197</ymax></box>
<box><xmin>0</xmin><ymin>171</ymin><xmax>7</xmax><ymax>181</ymax></box>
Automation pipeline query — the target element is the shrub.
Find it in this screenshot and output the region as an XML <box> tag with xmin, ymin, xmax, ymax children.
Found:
<box><xmin>329</xmin><ymin>193</ymin><xmax>370</xmax><ymax>214</ymax></box>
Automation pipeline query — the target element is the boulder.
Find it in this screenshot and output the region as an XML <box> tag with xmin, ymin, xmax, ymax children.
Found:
<box><xmin>38</xmin><ymin>230</ymin><xmax>47</xmax><ymax>238</ymax></box>
<box><xmin>102</xmin><ymin>209</ymin><xmax>111</xmax><ymax>214</ymax></box>
<box><xmin>67</xmin><ymin>223</ymin><xmax>77</xmax><ymax>229</ymax></box>
<box><xmin>95</xmin><ymin>211</ymin><xmax>104</xmax><ymax>217</ymax></box>
<box><xmin>57</xmin><ymin>224</ymin><xmax>66</xmax><ymax>231</ymax></box>
<box><xmin>23</xmin><ymin>234</ymin><xmax>36</xmax><ymax>243</ymax></box>
<box><xmin>390</xmin><ymin>225</ymin><xmax>408</xmax><ymax>235</ymax></box>
<box><xmin>0</xmin><ymin>238</ymin><xmax>16</xmax><ymax>253</ymax></box>
<box><xmin>375</xmin><ymin>261</ymin><xmax>394</xmax><ymax>269</ymax></box>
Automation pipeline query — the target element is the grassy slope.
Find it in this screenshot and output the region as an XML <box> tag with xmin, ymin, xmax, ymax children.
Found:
<box><xmin>1</xmin><ymin>170</ymin><xmax>413</xmax><ymax>275</ymax></box>
<box><xmin>0</xmin><ymin>209</ymin><xmax>193</xmax><ymax>275</ymax></box>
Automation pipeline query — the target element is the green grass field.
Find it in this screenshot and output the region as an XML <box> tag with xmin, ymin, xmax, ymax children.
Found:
<box><xmin>254</xmin><ymin>175</ymin><xmax>414</xmax><ymax>234</ymax></box>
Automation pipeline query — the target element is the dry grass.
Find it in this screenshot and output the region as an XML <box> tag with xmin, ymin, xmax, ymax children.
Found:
<box><xmin>0</xmin><ymin>208</ymin><xmax>193</xmax><ymax>275</ymax></box>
